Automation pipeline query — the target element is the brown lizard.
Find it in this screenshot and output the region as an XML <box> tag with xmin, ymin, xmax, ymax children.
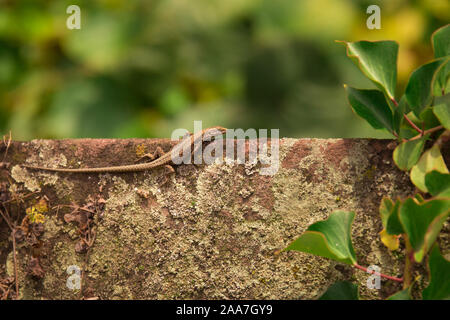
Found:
<box><xmin>21</xmin><ymin>127</ymin><xmax>227</xmax><ymax>173</ymax></box>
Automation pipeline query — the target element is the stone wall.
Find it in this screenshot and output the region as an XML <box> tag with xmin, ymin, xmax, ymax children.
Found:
<box><xmin>0</xmin><ymin>138</ymin><xmax>417</xmax><ymax>299</ymax></box>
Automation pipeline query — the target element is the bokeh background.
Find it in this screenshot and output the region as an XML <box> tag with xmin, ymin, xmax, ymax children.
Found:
<box><xmin>0</xmin><ymin>0</ymin><xmax>448</xmax><ymax>140</ymax></box>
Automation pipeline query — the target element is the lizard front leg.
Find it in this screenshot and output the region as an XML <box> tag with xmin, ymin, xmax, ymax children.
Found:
<box><xmin>135</xmin><ymin>146</ymin><xmax>165</xmax><ymax>163</ymax></box>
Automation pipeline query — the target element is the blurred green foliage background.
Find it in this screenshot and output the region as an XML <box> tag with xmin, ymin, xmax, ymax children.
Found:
<box><xmin>0</xmin><ymin>0</ymin><xmax>448</xmax><ymax>140</ymax></box>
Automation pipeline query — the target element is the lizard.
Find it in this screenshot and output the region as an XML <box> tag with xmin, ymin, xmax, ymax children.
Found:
<box><xmin>21</xmin><ymin>127</ymin><xmax>227</xmax><ymax>173</ymax></box>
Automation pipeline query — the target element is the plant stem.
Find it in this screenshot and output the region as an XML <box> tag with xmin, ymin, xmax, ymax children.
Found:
<box><xmin>391</xmin><ymin>98</ymin><xmax>423</xmax><ymax>134</ymax></box>
<box><xmin>354</xmin><ymin>264</ymin><xmax>403</xmax><ymax>282</ymax></box>
<box><xmin>403</xmin><ymin>235</ymin><xmax>413</xmax><ymax>289</ymax></box>
<box><xmin>391</xmin><ymin>98</ymin><xmax>398</xmax><ymax>107</ymax></box>
<box><xmin>403</xmin><ymin>114</ymin><xmax>423</xmax><ymax>134</ymax></box>
<box><xmin>408</xmin><ymin>125</ymin><xmax>444</xmax><ymax>141</ymax></box>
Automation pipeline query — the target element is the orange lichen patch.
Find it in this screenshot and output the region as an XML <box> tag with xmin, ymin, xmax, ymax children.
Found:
<box><xmin>282</xmin><ymin>140</ymin><xmax>313</xmax><ymax>169</ymax></box>
<box><xmin>243</xmin><ymin>208</ymin><xmax>263</xmax><ymax>221</ymax></box>
<box><xmin>227</xmin><ymin>139</ymin><xmax>274</xmax><ymax>163</ymax></box>
<box><xmin>322</xmin><ymin>139</ymin><xmax>354</xmax><ymax>171</ymax></box>
<box><xmin>252</xmin><ymin>175</ymin><xmax>275</xmax><ymax>212</ymax></box>
<box><xmin>140</xmin><ymin>192</ymin><xmax>159</xmax><ymax>209</ymax></box>
<box><xmin>366</xmin><ymin>139</ymin><xmax>397</xmax><ymax>164</ymax></box>
<box><xmin>161</xmin><ymin>207</ymin><xmax>184</xmax><ymax>230</ymax></box>
<box><xmin>369</xmin><ymin>139</ymin><xmax>391</xmax><ymax>154</ymax></box>
<box><xmin>300</xmin><ymin>161</ymin><xmax>326</xmax><ymax>184</ymax></box>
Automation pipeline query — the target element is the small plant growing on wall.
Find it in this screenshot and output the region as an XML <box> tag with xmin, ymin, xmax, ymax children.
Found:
<box><xmin>284</xmin><ymin>24</ymin><xmax>450</xmax><ymax>300</ymax></box>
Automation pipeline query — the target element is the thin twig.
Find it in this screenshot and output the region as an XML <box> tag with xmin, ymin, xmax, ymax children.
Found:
<box><xmin>354</xmin><ymin>264</ymin><xmax>403</xmax><ymax>282</ymax></box>
<box><xmin>408</xmin><ymin>125</ymin><xmax>444</xmax><ymax>141</ymax></box>
<box><xmin>0</xmin><ymin>207</ymin><xmax>13</xmax><ymax>231</ymax></box>
<box><xmin>1</xmin><ymin>192</ymin><xmax>39</xmax><ymax>205</ymax></box>
<box><xmin>53</xmin><ymin>204</ymin><xmax>96</xmax><ymax>215</ymax></box>
<box><xmin>391</xmin><ymin>98</ymin><xmax>423</xmax><ymax>135</ymax></box>
<box><xmin>11</xmin><ymin>228</ymin><xmax>19</xmax><ymax>299</ymax></box>
<box><xmin>2</xmin><ymin>131</ymin><xmax>12</xmax><ymax>163</ymax></box>
<box><xmin>1</xmin><ymin>283</ymin><xmax>13</xmax><ymax>300</ymax></box>
<box><xmin>79</xmin><ymin>204</ymin><xmax>99</xmax><ymax>299</ymax></box>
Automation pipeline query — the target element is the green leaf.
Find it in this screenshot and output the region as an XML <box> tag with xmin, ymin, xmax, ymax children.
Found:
<box><xmin>387</xmin><ymin>276</ymin><xmax>418</xmax><ymax>300</ymax></box>
<box><xmin>379</xmin><ymin>197</ymin><xmax>403</xmax><ymax>235</ymax></box>
<box><xmin>422</xmin><ymin>245</ymin><xmax>450</xmax><ymax>300</ymax></box>
<box><xmin>405</xmin><ymin>58</ymin><xmax>449</xmax><ymax>118</ymax></box>
<box><xmin>386</xmin><ymin>200</ymin><xmax>403</xmax><ymax>235</ymax></box>
<box><xmin>393</xmin><ymin>136</ymin><xmax>427</xmax><ymax>171</ymax></box>
<box><xmin>432</xmin><ymin>24</ymin><xmax>450</xmax><ymax>58</ymax></box>
<box><xmin>318</xmin><ymin>281</ymin><xmax>359</xmax><ymax>300</ymax></box>
<box><xmin>414</xmin><ymin>193</ymin><xmax>425</xmax><ymax>203</ymax></box>
<box><xmin>398</xmin><ymin>124</ymin><xmax>420</xmax><ymax>140</ymax></box>
<box><xmin>433</xmin><ymin>103</ymin><xmax>450</xmax><ymax>130</ymax></box>
<box><xmin>387</xmin><ymin>287</ymin><xmax>412</xmax><ymax>300</ymax></box>
<box><xmin>434</xmin><ymin>61</ymin><xmax>450</xmax><ymax>96</ymax></box>
<box><xmin>410</xmin><ymin>144</ymin><xmax>449</xmax><ymax>193</ymax></box>
<box><xmin>399</xmin><ymin>198</ymin><xmax>450</xmax><ymax>263</ymax></box>
<box><xmin>435</xmin><ymin>93</ymin><xmax>450</xmax><ymax>105</ymax></box>
<box><xmin>425</xmin><ymin>171</ymin><xmax>450</xmax><ymax>197</ymax></box>
<box><xmin>345</xmin><ymin>86</ymin><xmax>394</xmax><ymax>133</ymax></box>
<box><xmin>379</xmin><ymin>197</ymin><xmax>395</xmax><ymax>227</ymax></box>
<box><xmin>285</xmin><ymin>211</ymin><xmax>357</xmax><ymax>265</ymax></box>
<box><xmin>339</xmin><ymin>40</ymin><xmax>398</xmax><ymax>100</ymax></box>
<box><xmin>432</xmin><ymin>24</ymin><xmax>450</xmax><ymax>95</ymax></box>
<box><xmin>379</xmin><ymin>198</ymin><xmax>401</xmax><ymax>250</ymax></box>
<box><xmin>393</xmin><ymin>95</ymin><xmax>409</xmax><ymax>133</ymax></box>
<box><xmin>419</xmin><ymin>106</ymin><xmax>441</xmax><ymax>128</ymax></box>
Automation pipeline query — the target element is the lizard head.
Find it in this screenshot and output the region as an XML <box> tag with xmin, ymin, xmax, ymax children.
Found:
<box><xmin>202</xmin><ymin>127</ymin><xmax>227</xmax><ymax>141</ymax></box>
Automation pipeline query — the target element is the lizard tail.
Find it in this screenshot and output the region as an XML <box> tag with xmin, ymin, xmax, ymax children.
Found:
<box><xmin>21</xmin><ymin>163</ymin><xmax>153</xmax><ymax>173</ymax></box>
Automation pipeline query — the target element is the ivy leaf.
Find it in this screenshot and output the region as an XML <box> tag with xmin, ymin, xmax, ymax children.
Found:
<box><xmin>387</xmin><ymin>287</ymin><xmax>412</xmax><ymax>300</ymax></box>
<box><xmin>432</xmin><ymin>24</ymin><xmax>450</xmax><ymax>95</ymax></box>
<box><xmin>338</xmin><ymin>40</ymin><xmax>398</xmax><ymax>101</ymax></box>
<box><xmin>393</xmin><ymin>136</ymin><xmax>427</xmax><ymax>171</ymax></box>
<box><xmin>422</xmin><ymin>245</ymin><xmax>450</xmax><ymax>300</ymax></box>
<box><xmin>386</xmin><ymin>203</ymin><xmax>403</xmax><ymax>235</ymax></box>
<box><xmin>345</xmin><ymin>86</ymin><xmax>394</xmax><ymax>133</ymax></box>
<box><xmin>433</xmin><ymin>103</ymin><xmax>450</xmax><ymax>130</ymax></box>
<box><xmin>432</xmin><ymin>24</ymin><xmax>450</xmax><ymax>58</ymax></box>
<box><xmin>434</xmin><ymin>60</ymin><xmax>450</xmax><ymax>96</ymax></box>
<box><xmin>434</xmin><ymin>92</ymin><xmax>450</xmax><ymax>107</ymax></box>
<box><xmin>419</xmin><ymin>106</ymin><xmax>441</xmax><ymax>129</ymax></box>
<box><xmin>414</xmin><ymin>193</ymin><xmax>425</xmax><ymax>203</ymax></box>
<box><xmin>425</xmin><ymin>171</ymin><xmax>450</xmax><ymax>197</ymax></box>
<box><xmin>405</xmin><ymin>57</ymin><xmax>449</xmax><ymax>118</ymax></box>
<box><xmin>398</xmin><ymin>123</ymin><xmax>421</xmax><ymax>140</ymax></box>
<box><xmin>318</xmin><ymin>281</ymin><xmax>359</xmax><ymax>300</ymax></box>
<box><xmin>379</xmin><ymin>198</ymin><xmax>401</xmax><ymax>250</ymax></box>
<box><xmin>285</xmin><ymin>211</ymin><xmax>357</xmax><ymax>265</ymax></box>
<box><xmin>379</xmin><ymin>197</ymin><xmax>403</xmax><ymax>235</ymax></box>
<box><xmin>379</xmin><ymin>197</ymin><xmax>394</xmax><ymax>227</ymax></box>
<box><xmin>393</xmin><ymin>95</ymin><xmax>409</xmax><ymax>133</ymax></box>
<box><xmin>410</xmin><ymin>144</ymin><xmax>449</xmax><ymax>193</ymax></box>
<box><xmin>399</xmin><ymin>198</ymin><xmax>450</xmax><ymax>263</ymax></box>
<box><xmin>387</xmin><ymin>276</ymin><xmax>418</xmax><ymax>300</ymax></box>
<box><xmin>379</xmin><ymin>229</ymin><xmax>400</xmax><ymax>251</ymax></box>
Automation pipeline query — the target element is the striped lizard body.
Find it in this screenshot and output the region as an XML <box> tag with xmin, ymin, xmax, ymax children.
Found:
<box><xmin>22</xmin><ymin>127</ymin><xmax>226</xmax><ymax>173</ymax></box>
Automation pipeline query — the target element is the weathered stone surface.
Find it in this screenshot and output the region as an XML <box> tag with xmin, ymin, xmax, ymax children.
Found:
<box><xmin>0</xmin><ymin>138</ymin><xmax>420</xmax><ymax>299</ymax></box>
